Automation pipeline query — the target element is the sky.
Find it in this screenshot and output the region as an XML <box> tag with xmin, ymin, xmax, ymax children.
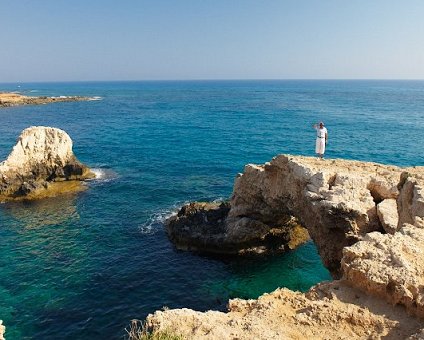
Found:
<box><xmin>0</xmin><ymin>0</ymin><xmax>423</xmax><ymax>82</ymax></box>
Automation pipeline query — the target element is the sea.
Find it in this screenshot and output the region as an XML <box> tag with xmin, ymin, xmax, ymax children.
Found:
<box><xmin>0</xmin><ymin>80</ymin><xmax>423</xmax><ymax>339</ymax></box>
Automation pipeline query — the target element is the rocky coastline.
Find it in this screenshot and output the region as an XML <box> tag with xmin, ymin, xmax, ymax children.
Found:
<box><xmin>0</xmin><ymin>126</ymin><xmax>94</xmax><ymax>201</ymax></box>
<box><xmin>0</xmin><ymin>92</ymin><xmax>98</xmax><ymax>108</ymax></box>
<box><xmin>148</xmin><ymin>154</ymin><xmax>424</xmax><ymax>339</ymax></box>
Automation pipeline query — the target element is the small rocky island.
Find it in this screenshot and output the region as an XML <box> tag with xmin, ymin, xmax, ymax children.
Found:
<box><xmin>0</xmin><ymin>92</ymin><xmax>97</xmax><ymax>108</ymax></box>
<box><xmin>0</xmin><ymin>126</ymin><xmax>94</xmax><ymax>201</ymax></box>
<box><xmin>147</xmin><ymin>154</ymin><xmax>424</xmax><ymax>339</ymax></box>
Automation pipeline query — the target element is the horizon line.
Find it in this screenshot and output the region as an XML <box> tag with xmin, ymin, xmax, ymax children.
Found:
<box><xmin>1</xmin><ymin>78</ymin><xmax>424</xmax><ymax>85</ymax></box>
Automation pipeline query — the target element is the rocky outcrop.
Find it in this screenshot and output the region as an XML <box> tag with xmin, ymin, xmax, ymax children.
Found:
<box><xmin>0</xmin><ymin>320</ymin><xmax>4</xmax><ymax>340</ymax></box>
<box><xmin>167</xmin><ymin>201</ymin><xmax>309</xmax><ymax>255</ymax></box>
<box><xmin>150</xmin><ymin>155</ymin><xmax>424</xmax><ymax>339</ymax></box>
<box><xmin>0</xmin><ymin>92</ymin><xmax>97</xmax><ymax>108</ymax></box>
<box><xmin>147</xmin><ymin>280</ymin><xmax>424</xmax><ymax>339</ymax></box>
<box><xmin>167</xmin><ymin>154</ymin><xmax>424</xmax><ymax>277</ymax></box>
<box><xmin>0</xmin><ymin>126</ymin><xmax>94</xmax><ymax>201</ymax></box>
<box><xmin>342</xmin><ymin>224</ymin><xmax>424</xmax><ymax>318</ymax></box>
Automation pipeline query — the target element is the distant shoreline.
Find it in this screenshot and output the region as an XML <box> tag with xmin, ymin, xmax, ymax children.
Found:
<box><xmin>0</xmin><ymin>92</ymin><xmax>100</xmax><ymax>108</ymax></box>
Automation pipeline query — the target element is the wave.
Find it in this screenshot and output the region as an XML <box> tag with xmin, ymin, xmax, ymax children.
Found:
<box><xmin>88</xmin><ymin>96</ymin><xmax>102</xmax><ymax>101</ymax></box>
<box><xmin>138</xmin><ymin>198</ymin><xmax>226</xmax><ymax>235</ymax></box>
<box><xmin>88</xmin><ymin>168</ymin><xmax>118</xmax><ymax>183</ymax></box>
<box><xmin>139</xmin><ymin>209</ymin><xmax>177</xmax><ymax>235</ymax></box>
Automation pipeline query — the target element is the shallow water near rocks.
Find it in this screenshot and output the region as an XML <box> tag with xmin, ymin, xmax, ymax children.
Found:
<box><xmin>0</xmin><ymin>80</ymin><xmax>423</xmax><ymax>339</ymax></box>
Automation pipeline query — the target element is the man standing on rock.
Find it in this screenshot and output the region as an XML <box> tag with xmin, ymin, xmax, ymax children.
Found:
<box><xmin>313</xmin><ymin>122</ymin><xmax>328</xmax><ymax>159</ymax></box>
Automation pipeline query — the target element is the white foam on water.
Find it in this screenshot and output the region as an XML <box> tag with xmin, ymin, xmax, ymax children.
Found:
<box><xmin>138</xmin><ymin>200</ymin><xmax>194</xmax><ymax>235</ymax></box>
<box><xmin>88</xmin><ymin>96</ymin><xmax>102</xmax><ymax>101</ymax></box>
<box><xmin>89</xmin><ymin>168</ymin><xmax>118</xmax><ymax>183</ymax></box>
<box><xmin>139</xmin><ymin>209</ymin><xmax>178</xmax><ymax>235</ymax></box>
<box><xmin>91</xmin><ymin>168</ymin><xmax>105</xmax><ymax>179</ymax></box>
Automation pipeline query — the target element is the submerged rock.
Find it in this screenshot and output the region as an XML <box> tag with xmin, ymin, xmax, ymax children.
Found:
<box><xmin>0</xmin><ymin>126</ymin><xmax>94</xmax><ymax>201</ymax></box>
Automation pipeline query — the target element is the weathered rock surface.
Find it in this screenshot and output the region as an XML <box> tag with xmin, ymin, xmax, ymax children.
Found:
<box><xmin>342</xmin><ymin>224</ymin><xmax>424</xmax><ymax>318</ymax></box>
<box><xmin>168</xmin><ymin>154</ymin><xmax>424</xmax><ymax>277</ymax></box>
<box><xmin>377</xmin><ymin>198</ymin><xmax>399</xmax><ymax>233</ymax></box>
<box><xmin>0</xmin><ymin>320</ymin><xmax>4</xmax><ymax>340</ymax></box>
<box><xmin>167</xmin><ymin>201</ymin><xmax>309</xmax><ymax>255</ymax></box>
<box><xmin>0</xmin><ymin>92</ymin><xmax>97</xmax><ymax>108</ymax></box>
<box><xmin>147</xmin><ymin>281</ymin><xmax>424</xmax><ymax>339</ymax></box>
<box><xmin>151</xmin><ymin>154</ymin><xmax>424</xmax><ymax>339</ymax></box>
<box><xmin>0</xmin><ymin>126</ymin><xmax>94</xmax><ymax>201</ymax></box>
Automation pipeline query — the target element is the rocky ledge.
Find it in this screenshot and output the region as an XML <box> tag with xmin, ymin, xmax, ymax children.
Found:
<box><xmin>0</xmin><ymin>92</ymin><xmax>98</xmax><ymax>108</ymax></box>
<box><xmin>149</xmin><ymin>154</ymin><xmax>424</xmax><ymax>339</ymax></box>
<box><xmin>167</xmin><ymin>154</ymin><xmax>424</xmax><ymax>277</ymax></box>
<box><xmin>0</xmin><ymin>126</ymin><xmax>94</xmax><ymax>201</ymax></box>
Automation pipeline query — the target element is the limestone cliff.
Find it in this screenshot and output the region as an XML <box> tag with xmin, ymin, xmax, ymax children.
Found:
<box><xmin>0</xmin><ymin>126</ymin><xmax>94</xmax><ymax>201</ymax></box>
<box><xmin>149</xmin><ymin>155</ymin><xmax>424</xmax><ymax>339</ymax></box>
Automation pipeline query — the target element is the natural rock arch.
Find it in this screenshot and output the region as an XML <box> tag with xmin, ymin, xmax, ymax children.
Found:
<box><xmin>167</xmin><ymin>154</ymin><xmax>424</xmax><ymax>278</ymax></box>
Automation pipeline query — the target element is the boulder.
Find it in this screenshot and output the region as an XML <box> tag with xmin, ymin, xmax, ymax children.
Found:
<box><xmin>0</xmin><ymin>126</ymin><xmax>94</xmax><ymax>201</ymax></box>
<box><xmin>377</xmin><ymin>199</ymin><xmax>399</xmax><ymax>233</ymax></box>
<box><xmin>167</xmin><ymin>201</ymin><xmax>309</xmax><ymax>255</ymax></box>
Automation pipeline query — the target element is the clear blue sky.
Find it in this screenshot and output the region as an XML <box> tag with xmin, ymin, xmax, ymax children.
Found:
<box><xmin>1</xmin><ymin>0</ymin><xmax>423</xmax><ymax>82</ymax></box>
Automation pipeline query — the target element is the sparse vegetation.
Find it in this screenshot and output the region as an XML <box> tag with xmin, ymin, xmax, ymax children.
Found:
<box><xmin>125</xmin><ymin>319</ymin><xmax>185</xmax><ymax>340</ymax></box>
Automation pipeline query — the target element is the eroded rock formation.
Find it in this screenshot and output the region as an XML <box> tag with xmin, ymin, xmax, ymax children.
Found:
<box><xmin>152</xmin><ymin>155</ymin><xmax>424</xmax><ymax>339</ymax></box>
<box><xmin>0</xmin><ymin>126</ymin><xmax>94</xmax><ymax>201</ymax></box>
<box><xmin>167</xmin><ymin>154</ymin><xmax>424</xmax><ymax>277</ymax></box>
<box><xmin>167</xmin><ymin>201</ymin><xmax>309</xmax><ymax>255</ymax></box>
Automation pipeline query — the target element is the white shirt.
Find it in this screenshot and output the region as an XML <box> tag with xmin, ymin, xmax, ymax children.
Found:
<box><xmin>315</xmin><ymin>126</ymin><xmax>327</xmax><ymax>138</ymax></box>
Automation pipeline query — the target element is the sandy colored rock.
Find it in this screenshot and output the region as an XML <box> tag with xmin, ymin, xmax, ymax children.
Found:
<box><xmin>0</xmin><ymin>320</ymin><xmax>4</xmax><ymax>340</ymax></box>
<box><xmin>147</xmin><ymin>281</ymin><xmax>423</xmax><ymax>340</ymax></box>
<box><xmin>342</xmin><ymin>225</ymin><xmax>424</xmax><ymax>318</ymax></box>
<box><xmin>377</xmin><ymin>198</ymin><xmax>399</xmax><ymax>233</ymax></box>
<box><xmin>227</xmin><ymin>155</ymin><xmax>424</xmax><ymax>277</ymax></box>
<box><xmin>0</xmin><ymin>92</ymin><xmax>96</xmax><ymax>108</ymax></box>
<box><xmin>167</xmin><ymin>154</ymin><xmax>424</xmax><ymax>277</ymax></box>
<box><xmin>0</xmin><ymin>126</ymin><xmax>94</xmax><ymax>201</ymax></box>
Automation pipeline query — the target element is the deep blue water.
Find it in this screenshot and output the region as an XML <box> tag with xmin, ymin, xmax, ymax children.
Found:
<box><xmin>0</xmin><ymin>80</ymin><xmax>423</xmax><ymax>339</ymax></box>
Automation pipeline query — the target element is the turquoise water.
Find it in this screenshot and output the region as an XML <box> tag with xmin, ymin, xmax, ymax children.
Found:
<box><xmin>0</xmin><ymin>80</ymin><xmax>423</xmax><ymax>339</ymax></box>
